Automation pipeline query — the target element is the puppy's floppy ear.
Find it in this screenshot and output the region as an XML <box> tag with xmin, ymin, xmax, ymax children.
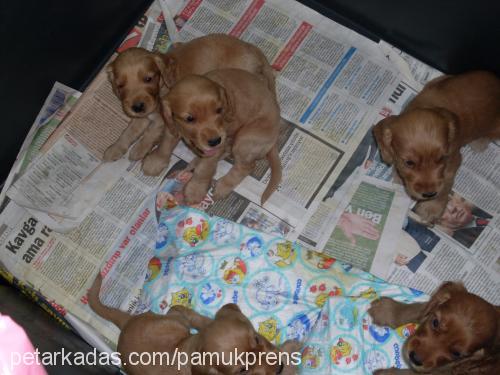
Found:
<box><xmin>372</xmin><ymin>116</ymin><xmax>396</xmax><ymax>165</ymax></box>
<box><xmin>433</xmin><ymin>107</ymin><xmax>459</xmax><ymax>154</ymax></box>
<box><xmin>221</xmin><ymin>303</ymin><xmax>241</xmax><ymax>312</ymax></box>
<box><xmin>218</xmin><ymin>85</ymin><xmax>235</xmax><ymax>123</ymax></box>
<box><xmin>106</xmin><ymin>64</ymin><xmax>119</xmax><ymax>95</ymax></box>
<box><xmin>153</xmin><ymin>54</ymin><xmax>177</xmax><ymax>88</ymax></box>
<box><xmin>106</xmin><ymin>64</ymin><xmax>114</xmax><ymax>82</ymax></box>
<box><xmin>421</xmin><ymin>281</ymin><xmax>466</xmax><ymax>318</ymax></box>
<box><xmin>159</xmin><ymin>98</ymin><xmax>179</xmax><ymax>138</ymax></box>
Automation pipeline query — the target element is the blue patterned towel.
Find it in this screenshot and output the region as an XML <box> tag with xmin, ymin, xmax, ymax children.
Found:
<box><xmin>137</xmin><ymin>205</ymin><xmax>427</xmax><ymax>374</ymax></box>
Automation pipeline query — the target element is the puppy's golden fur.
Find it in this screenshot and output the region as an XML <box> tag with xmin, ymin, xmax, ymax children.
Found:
<box><xmin>103</xmin><ymin>34</ymin><xmax>276</xmax><ymax>169</ymax></box>
<box><xmin>88</xmin><ymin>275</ymin><xmax>301</xmax><ymax>375</ymax></box>
<box><xmin>373</xmin><ymin>71</ymin><xmax>500</xmax><ymax>224</ymax></box>
<box><xmin>368</xmin><ymin>282</ymin><xmax>500</xmax><ymax>374</ymax></box>
<box><xmin>157</xmin><ymin>68</ymin><xmax>282</xmax><ymax>205</ymax></box>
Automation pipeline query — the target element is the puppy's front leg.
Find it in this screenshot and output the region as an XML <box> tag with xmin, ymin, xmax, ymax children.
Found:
<box><xmin>213</xmin><ymin>160</ymin><xmax>255</xmax><ymax>201</ymax></box>
<box><xmin>368</xmin><ymin>297</ymin><xmax>425</xmax><ymax>328</ymax></box>
<box><xmin>129</xmin><ymin>113</ymin><xmax>164</xmax><ymax>160</ymax></box>
<box><xmin>103</xmin><ymin>117</ymin><xmax>150</xmax><ymax>161</ymax></box>
<box><xmin>414</xmin><ymin>153</ymin><xmax>461</xmax><ymax>225</ymax></box>
<box><xmin>414</xmin><ymin>194</ymin><xmax>449</xmax><ymax>226</ymax></box>
<box><xmin>142</xmin><ymin>128</ymin><xmax>180</xmax><ymax>176</ymax></box>
<box><xmin>183</xmin><ymin>157</ymin><xmax>219</xmax><ymax>205</ymax></box>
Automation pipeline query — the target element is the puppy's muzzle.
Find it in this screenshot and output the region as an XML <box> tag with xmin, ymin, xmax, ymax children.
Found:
<box><xmin>131</xmin><ymin>101</ymin><xmax>146</xmax><ymax>114</ymax></box>
<box><xmin>421</xmin><ymin>191</ymin><xmax>437</xmax><ymax>199</ymax></box>
<box><xmin>409</xmin><ymin>351</ymin><xmax>423</xmax><ymax>367</ymax></box>
<box><xmin>276</xmin><ymin>362</ymin><xmax>284</xmax><ymax>374</ymax></box>
<box><xmin>207</xmin><ymin>137</ymin><xmax>222</xmax><ymax>147</ymax></box>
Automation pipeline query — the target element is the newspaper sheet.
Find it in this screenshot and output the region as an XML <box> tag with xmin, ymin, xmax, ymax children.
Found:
<box><xmin>0</xmin><ymin>80</ymin><xmax>180</xmax><ymax>344</ymax></box>
<box><xmin>319</xmin><ymin>170</ymin><xmax>411</xmax><ymax>279</ymax></box>
<box><xmin>0</xmin><ymin>83</ymin><xmax>81</xmax><ymax>205</ymax></box>
<box><xmin>363</xmin><ymin>74</ymin><xmax>500</xmax><ymax>304</ymax></box>
<box><xmin>300</xmin><ymin>47</ymin><xmax>500</xmax><ymax>304</ymax></box>
<box><xmin>6</xmin><ymin>0</ymin><xmax>405</xmax><ymax>240</ymax></box>
<box><xmin>298</xmin><ymin>78</ymin><xmax>420</xmax><ymax>250</ymax></box>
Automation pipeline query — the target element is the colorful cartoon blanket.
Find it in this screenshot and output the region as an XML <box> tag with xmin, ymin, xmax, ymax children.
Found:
<box><xmin>136</xmin><ymin>205</ymin><xmax>428</xmax><ymax>374</ymax></box>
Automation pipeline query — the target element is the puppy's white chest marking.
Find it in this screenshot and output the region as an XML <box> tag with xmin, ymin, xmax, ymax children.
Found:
<box><xmin>148</xmin><ymin>112</ymin><xmax>161</xmax><ymax>122</ymax></box>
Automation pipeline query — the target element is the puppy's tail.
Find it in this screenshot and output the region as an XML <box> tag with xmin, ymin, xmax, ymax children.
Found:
<box><xmin>261</xmin><ymin>143</ymin><xmax>282</xmax><ymax>205</ymax></box>
<box><xmin>87</xmin><ymin>274</ymin><xmax>131</xmax><ymax>330</ymax></box>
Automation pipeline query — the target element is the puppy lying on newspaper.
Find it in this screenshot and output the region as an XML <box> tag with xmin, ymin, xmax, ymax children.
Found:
<box><xmin>154</xmin><ymin>68</ymin><xmax>282</xmax><ymax>205</ymax></box>
<box><xmin>373</xmin><ymin>71</ymin><xmax>500</xmax><ymax>225</ymax></box>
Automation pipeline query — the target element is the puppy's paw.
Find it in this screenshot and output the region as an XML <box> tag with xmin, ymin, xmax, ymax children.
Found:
<box><xmin>183</xmin><ymin>180</ymin><xmax>209</xmax><ymax>205</ymax></box>
<box><xmin>103</xmin><ymin>143</ymin><xmax>127</xmax><ymax>161</ymax></box>
<box><xmin>469</xmin><ymin>138</ymin><xmax>490</xmax><ymax>152</ymax></box>
<box><xmin>142</xmin><ymin>154</ymin><xmax>168</xmax><ymax>176</ymax></box>
<box><xmin>212</xmin><ymin>180</ymin><xmax>233</xmax><ymax>201</ymax></box>
<box><xmin>368</xmin><ymin>298</ymin><xmax>401</xmax><ymax>328</ymax></box>
<box><xmin>129</xmin><ymin>142</ymin><xmax>152</xmax><ymax>161</ymax></box>
<box><xmin>414</xmin><ymin>199</ymin><xmax>446</xmax><ymax>226</ymax></box>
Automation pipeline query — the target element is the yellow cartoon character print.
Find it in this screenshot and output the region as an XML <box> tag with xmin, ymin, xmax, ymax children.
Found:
<box><xmin>268</xmin><ymin>241</ymin><xmax>297</xmax><ymax>267</ymax></box>
<box><xmin>359</xmin><ymin>287</ymin><xmax>378</xmax><ymax>300</ymax></box>
<box><xmin>177</xmin><ymin>216</ymin><xmax>209</xmax><ymax>247</ymax></box>
<box><xmin>258</xmin><ymin>317</ymin><xmax>281</xmax><ymax>344</ymax></box>
<box><xmin>171</xmin><ymin>288</ymin><xmax>191</xmax><ymax>307</ymax></box>
<box><xmin>309</xmin><ymin>282</ymin><xmax>342</xmax><ymax>308</ymax></box>
<box><xmin>222</xmin><ymin>258</ymin><xmax>247</xmax><ymax>285</ymax></box>
<box><xmin>330</xmin><ymin>338</ymin><xmax>359</xmax><ymax>365</ymax></box>
<box><xmin>315</xmin><ymin>293</ymin><xmax>329</xmax><ymax>308</ymax></box>
<box><xmin>304</xmin><ymin>250</ymin><xmax>336</xmax><ymax>270</ymax></box>
<box><xmin>183</xmin><ymin>220</ymin><xmax>209</xmax><ymax>247</ymax></box>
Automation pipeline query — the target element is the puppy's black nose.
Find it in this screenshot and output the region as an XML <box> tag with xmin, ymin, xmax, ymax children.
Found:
<box><xmin>422</xmin><ymin>191</ymin><xmax>437</xmax><ymax>199</ymax></box>
<box><xmin>208</xmin><ymin>137</ymin><xmax>222</xmax><ymax>147</ymax></box>
<box><xmin>132</xmin><ymin>102</ymin><xmax>145</xmax><ymax>113</ymax></box>
<box><xmin>409</xmin><ymin>351</ymin><xmax>423</xmax><ymax>367</ymax></box>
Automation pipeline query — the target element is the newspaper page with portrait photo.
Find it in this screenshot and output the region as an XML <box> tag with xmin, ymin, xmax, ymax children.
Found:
<box><xmin>297</xmin><ymin>45</ymin><xmax>500</xmax><ymax>305</ymax></box>
<box><xmin>387</xmin><ymin>142</ymin><xmax>500</xmax><ymax>305</ymax></box>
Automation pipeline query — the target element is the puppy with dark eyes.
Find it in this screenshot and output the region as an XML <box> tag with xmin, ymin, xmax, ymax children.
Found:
<box><xmin>368</xmin><ymin>282</ymin><xmax>500</xmax><ymax>374</ymax></box>
<box><xmin>373</xmin><ymin>71</ymin><xmax>500</xmax><ymax>225</ymax></box>
<box><xmin>156</xmin><ymin>68</ymin><xmax>282</xmax><ymax>206</ymax></box>
<box><xmin>103</xmin><ymin>47</ymin><xmax>167</xmax><ymax>162</ymax></box>
<box><xmin>102</xmin><ymin>34</ymin><xmax>276</xmax><ymax>172</ymax></box>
